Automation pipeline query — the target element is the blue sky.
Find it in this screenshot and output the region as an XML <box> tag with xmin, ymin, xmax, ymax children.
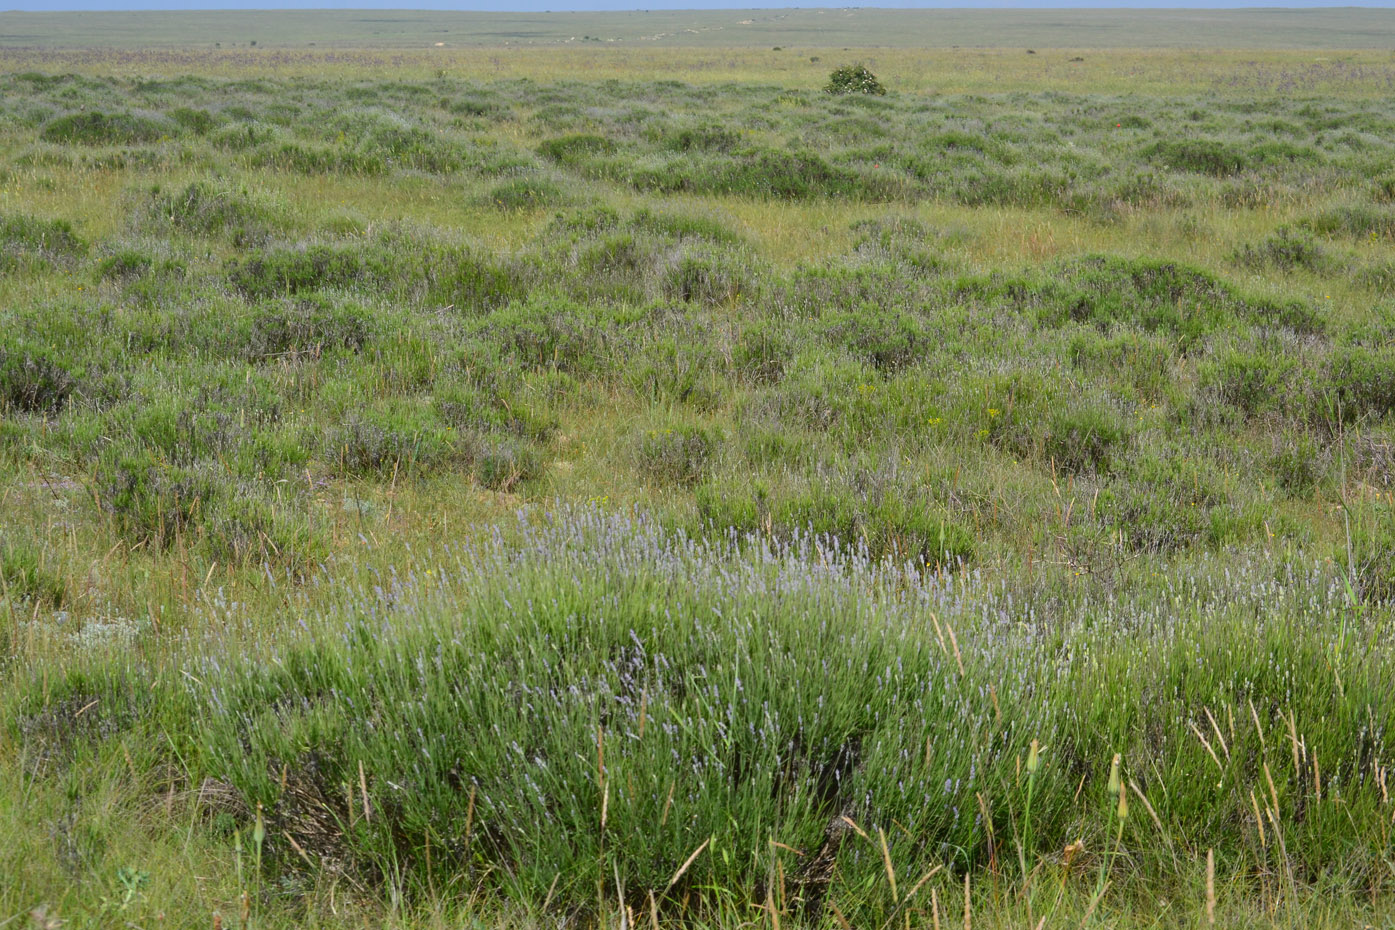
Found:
<box><xmin>9</xmin><ymin>1</ymin><xmax>1394</xmax><ymax>9</ymax></box>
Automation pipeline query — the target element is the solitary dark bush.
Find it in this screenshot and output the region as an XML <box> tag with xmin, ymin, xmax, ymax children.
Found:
<box><xmin>825</xmin><ymin>64</ymin><xmax>886</xmax><ymax>96</ymax></box>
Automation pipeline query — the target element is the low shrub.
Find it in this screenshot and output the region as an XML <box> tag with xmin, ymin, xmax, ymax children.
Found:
<box><xmin>136</xmin><ymin>180</ymin><xmax>281</xmax><ymax>243</ymax></box>
<box><xmin>825</xmin><ymin>64</ymin><xmax>887</xmax><ymax>96</ymax></box>
<box><xmin>636</xmin><ymin>425</ymin><xmax>719</xmax><ymax>487</ymax></box>
<box><xmin>486</xmin><ymin>177</ymin><xmax>566</xmax><ymax>211</ymax></box>
<box><xmin>468</xmin><ymin>431</ymin><xmax>542</xmax><ymax>492</ymax></box>
<box><xmin>40</xmin><ymin>111</ymin><xmax>170</xmax><ymax>145</ymax></box>
<box><xmin>1043</xmin><ymin>404</ymin><xmax>1130</xmax><ymax>474</ymax></box>
<box><xmin>1145</xmin><ymin>138</ymin><xmax>1246</xmax><ymax>177</ymax></box>
<box><xmin>1233</xmin><ymin>226</ymin><xmax>1339</xmax><ymax>275</ymax></box>
<box><xmin>536</xmin><ymin>133</ymin><xmax>615</xmax><ymax>166</ymax></box>
<box><xmin>227</xmin><ymin>245</ymin><xmax>373</xmax><ymax>299</ymax></box>
<box><xmin>696</xmin><ymin>479</ymin><xmax>974</xmax><ymax>568</ymax></box>
<box><xmin>0</xmin><ymin>346</ymin><xmax>78</xmax><ymax>415</ymax></box>
<box><xmin>96</xmin><ymin>451</ymin><xmax>215</xmax><ymax>549</ymax></box>
<box><xmin>239</xmin><ymin>297</ymin><xmax>375</xmax><ymax>361</ymax></box>
<box><xmin>0</xmin><ymin>213</ymin><xmax>85</xmax><ymax>269</ymax></box>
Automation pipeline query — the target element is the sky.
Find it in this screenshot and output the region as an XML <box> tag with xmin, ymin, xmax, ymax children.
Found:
<box><xmin>8</xmin><ymin>0</ymin><xmax>1395</xmax><ymax>9</ymax></box>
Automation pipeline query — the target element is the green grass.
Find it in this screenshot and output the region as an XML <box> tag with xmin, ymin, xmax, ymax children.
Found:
<box><xmin>3</xmin><ymin>34</ymin><xmax>1395</xmax><ymax>929</ymax></box>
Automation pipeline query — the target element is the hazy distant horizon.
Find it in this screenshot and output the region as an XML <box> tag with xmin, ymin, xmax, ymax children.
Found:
<box><xmin>10</xmin><ymin>1</ymin><xmax>1394</xmax><ymax>10</ymax></box>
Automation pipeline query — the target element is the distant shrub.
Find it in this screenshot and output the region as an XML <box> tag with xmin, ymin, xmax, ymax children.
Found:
<box><xmin>1200</xmin><ymin>348</ymin><xmax>1296</xmax><ymax>419</ymax></box>
<box><xmin>825</xmin><ymin>64</ymin><xmax>887</xmax><ymax>96</ymax></box>
<box><xmin>467</xmin><ymin>431</ymin><xmax>542</xmax><ymax>492</ymax></box>
<box><xmin>632</xmin><ymin>149</ymin><xmax>868</xmax><ymax>200</ymax></box>
<box><xmin>1357</xmin><ymin>261</ymin><xmax>1395</xmax><ymax>296</ymax></box>
<box><xmin>1374</xmin><ymin>174</ymin><xmax>1395</xmax><ymax>204</ymax></box>
<box><xmin>40</xmin><ymin>111</ymin><xmax>170</xmax><ymax>146</ymax></box>
<box><xmin>661</xmin><ymin>248</ymin><xmax>750</xmax><ymax>305</ymax></box>
<box><xmin>1097</xmin><ymin>454</ymin><xmax>1232</xmax><ymax>554</ymax></box>
<box><xmin>1145</xmin><ymin>139</ymin><xmax>1246</xmax><ymax>177</ymax></box>
<box><xmin>228</xmin><ymin>246</ymin><xmax>371</xmax><ymax>299</ymax></box>
<box><xmin>1035</xmin><ymin>255</ymin><xmax>1324</xmax><ymax>341</ymax></box>
<box><xmin>137</xmin><ymin>180</ymin><xmax>281</xmax><ymax>244</ymax></box>
<box><xmin>169</xmin><ymin>106</ymin><xmax>217</xmax><ymax>135</ymax></box>
<box><xmin>487</xmin><ymin>177</ymin><xmax>566</xmax><ymax>211</ymax></box>
<box><xmin>472</xmin><ymin>297</ymin><xmax>622</xmax><ymax>376</ymax></box>
<box><xmin>240</xmin><ymin>298</ymin><xmax>374</xmax><ymax>361</ymax></box>
<box><xmin>327</xmin><ymin>414</ymin><xmax>461</xmax><ymax>478</ymax></box>
<box><xmin>662</xmin><ymin>124</ymin><xmax>741</xmax><ymax>154</ymax></box>
<box><xmin>250</xmin><ymin>143</ymin><xmax>387</xmax><ymax>176</ymax></box>
<box><xmin>1319</xmin><ymin>346</ymin><xmax>1395</xmax><ymax>426</ymax></box>
<box><xmin>536</xmin><ymin>133</ymin><xmax>615</xmax><ymax>166</ymax></box>
<box><xmin>1233</xmin><ymin>226</ymin><xmax>1338</xmax><ymax>275</ymax></box>
<box><xmin>713</xmin><ymin>149</ymin><xmax>864</xmax><ymax>200</ymax></box>
<box><xmin>203</xmin><ymin>494</ymin><xmax>325</xmax><ymax>575</ymax></box>
<box><xmin>630</xmin><ymin>207</ymin><xmax>742</xmax><ymax>244</ymax></box>
<box><xmin>817</xmin><ymin>310</ymin><xmax>927</xmax><ymax>372</ymax></box>
<box><xmin>1339</xmin><ymin>500</ymin><xmax>1395</xmax><ymax>603</ymax></box>
<box><xmin>732</xmin><ymin>321</ymin><xmax>795</xmax><ymax>386</ymax></box>
<box><xmin>97</xmin><ymin>249</ymin><xmax>153</xmax><ymax>281</ymax></box>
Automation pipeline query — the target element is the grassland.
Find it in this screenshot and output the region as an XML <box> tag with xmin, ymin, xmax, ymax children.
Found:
<box><xmin>7</xmin><ymin>8</ymin><xmax>1395</xmax><ymax>50</ymax></box>
<box><xmin>3</xmin><ymin>12</ymin><xmax>1395</xmax><ymax>929</ymax></box>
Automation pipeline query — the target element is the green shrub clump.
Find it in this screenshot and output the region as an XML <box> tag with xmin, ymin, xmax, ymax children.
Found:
<box><xmin>825</xmin><ymin>64</ymin><xmax>887</xmax><ymax>96</ymax></box>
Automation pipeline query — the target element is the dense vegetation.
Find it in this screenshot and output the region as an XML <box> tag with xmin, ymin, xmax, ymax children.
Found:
<box><xmin>2</xmin><ymin>51</ymin><xmax>1395</xmax><ymax>929</ymax></box>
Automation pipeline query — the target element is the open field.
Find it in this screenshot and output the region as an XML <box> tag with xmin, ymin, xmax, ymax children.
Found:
<box><xmin>7</xmin><ymin>8</ymin><xmax>1395</xmax><ymax>50</ymax></box>
<box><xmin>3</xmin><ymin>12</ymin><xmax>1395</xmax><ymax>929</ymax></box>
